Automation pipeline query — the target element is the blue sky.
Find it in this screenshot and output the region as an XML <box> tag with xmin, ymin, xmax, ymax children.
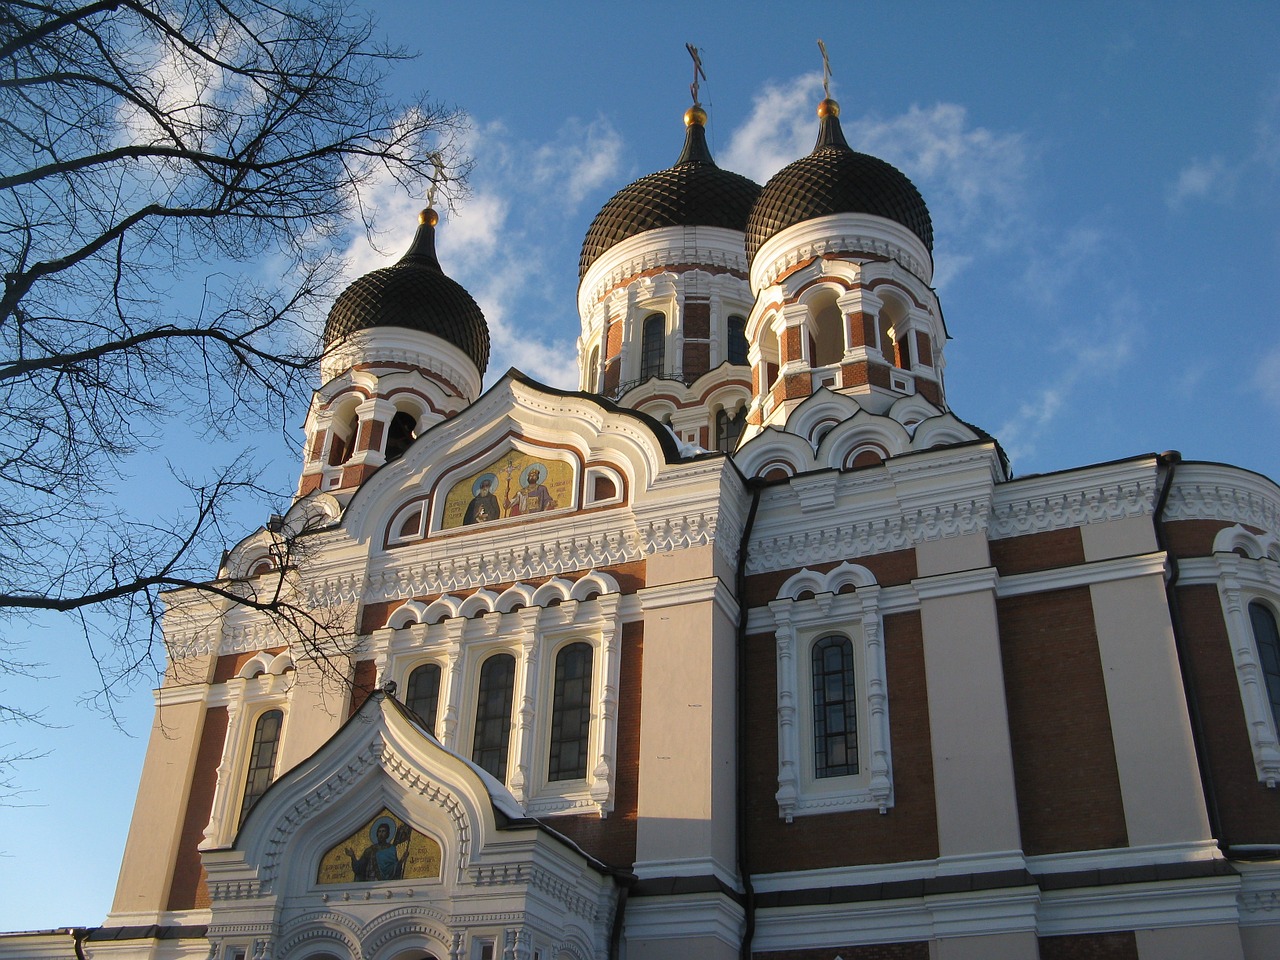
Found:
<box><xmin>2</xmin><ymin>0</ymin><xmax>1278</xmax><ymax>930</ymax></box>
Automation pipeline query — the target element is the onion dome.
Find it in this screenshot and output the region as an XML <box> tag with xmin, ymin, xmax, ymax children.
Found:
<box><xmin>579</xmin><ymin>106</ymin><xmax>762</xmax><ymax>279</ymax></box>
<box><xmin>324</xmin><ymin>209</ymin><xmax>490</xmax><ymax>373</ymax></box>
<box><xmin>746</xmin><ymin>98</ymin><xmax>933</xmax><ymax>262</ymax></box>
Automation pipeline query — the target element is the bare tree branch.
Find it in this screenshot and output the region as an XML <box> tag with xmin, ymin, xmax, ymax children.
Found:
<box><xmin>0</xmin><ymin>0</ymin><xmax>469</xmax><ymax>735</ymax></box>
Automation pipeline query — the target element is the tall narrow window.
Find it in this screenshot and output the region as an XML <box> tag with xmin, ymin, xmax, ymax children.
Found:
<box><xmin>239</xmin><ymin>709</ymin><xmax>283</xmax><ymax>826</ymax></box>
<box><xmin>716</xmin><ymin>406</ymin><xmax>745</xmax><ymax>453</ymax></box>
<box><xmin>406</xmin><ymin>662</ymin><xmax>442</xmax><ymax>736</ymax></box>
<box><xmin>472</xmin><ymin>654</ymin><xmax>516</xmax><ymax>781</ymax></box>
<box><xmin>640</xmin><ymin>313</ymin><xmax>665</xmax><ymax>380</ymax></box>
<box><xmin>1250</xmin><ymin>602</ymin><xmax>1280</xmax><ymax>728</ymax></box>
<box><xmin>587</xmin><ymin>345</ymin><xmax>600</xmax><ymax>391</ymax></box>
<box><xmin>548</xmin><ymin>643</ymin><xmax>593</xmax><ymax>781</ymax></box>
<box><xmin>812</xmin><ymin>636</ymin><xmax>858</xmax><ymax>778</ymax></box>
<box><xmin>727</xmin><ymin>315</ymin><xmax>748</xmax><ymax>365</ymax></box>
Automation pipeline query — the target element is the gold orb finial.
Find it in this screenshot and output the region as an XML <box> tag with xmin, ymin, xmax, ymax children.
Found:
<box><xmin>684</xmin><ymin>105</ymin><xmax>707</xmax><ymax>127</ymax></box>
<box><xmin>419</xmin><ymin>207</ymin><xmax>439</xmax><ymax>227</ymax></box>
<box><xmin>817</xmin><ymin>98</ymin><xmax>840</xmax><ymax>119</ymax></box>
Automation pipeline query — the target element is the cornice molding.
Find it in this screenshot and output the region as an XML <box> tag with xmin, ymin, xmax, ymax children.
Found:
<box><xmin>1165</xmin><ymin>463</ymin><xmax>1280</xmax><ymax>536</ymax></box>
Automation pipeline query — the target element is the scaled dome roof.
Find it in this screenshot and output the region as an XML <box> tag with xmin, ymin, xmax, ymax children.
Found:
<box><xmin>579</xmin><ymin>108</ymin><xmax>762</xmax><ymax>279</ymax></box>
<box><xmin>325</xmin><ymin>210</ymin><xmax>490</xmax><ymax>373</ymax></box>
<box><xmin>746</xmin><ymin>99</ymin><xmax>933</xmax><ymax>262</ymax></box>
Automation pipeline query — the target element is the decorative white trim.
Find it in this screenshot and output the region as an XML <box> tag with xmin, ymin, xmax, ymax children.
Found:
<box><xmin>622</xmin><ymin>893</ymin><xmax>744</xmax><ymax>948</ymax></box>
<box><xmin>201</xmin><ymin>661</ymin><xmax>295</xmax><ymax>850</ymax></box>
<box><xmin>989</xmin><ymin>459</ymin><xmax>1158</xmax><ymax>540</ymax></box>
<box><xmin>1205</xmin><ymin>547</ymin><xmax>1280</xmax><ymax>786</ymax></box>
<box><xmin>768</xmin><ymin>563</ymin><xmax>892</xmax><ymax>821</ymax></box>
<box><xmin>996</xmin><ymin>552</ymin><xmax>1168</xmax><ymax>598</ymax></box>
<box><xmin>1164</xmin><ymin>463</ymin><xmax>1280</xmax><ymax>535</ymax></box>
<box><xmin>750</xmin><ymin>213</ymin><xmax>934</xmax><ymax>293</ymax></box>
<box><xmin>377</xmin><ymin>574</ymin><xmax>624</xmax><ymax>818</ymax></box>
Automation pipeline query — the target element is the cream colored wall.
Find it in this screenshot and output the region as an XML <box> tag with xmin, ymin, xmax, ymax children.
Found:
<box><xmin>108</xmin><ymin>688</ymin><xmax>208</xmax><ymax>919</ymax></box>
<box><xmin>276</xmin><ymin>653</ymin><xmax>352</xmax><ymax>773</ymax></box>
<box><xmin>1136</xmin><ymin>923</ymin><xmax>1244</xmax><ymax>959</ymax></box>
<box><xmin>1240</xmin><ymin>923</ymin><xmax>1280</xmax><ymax>960</ymax></box>
<box><xmin>1081</xmin><ymin>514</ymin><xmax>1158</xmax><ymax>562</ymax></box>
<box><xmin>1089</xmin><ymin>572</ymin><xmax>1210</xmax><ymax>846</ymax></box>
<box><xmin>930</xmin><ymin>931</ymin><xmax>1039</xmax><ymax>960</ymax></box>
<box><xmin>627</xmin><ymin>935</ymin><xmax>738</xmax><ymax>960</ymax></box>
<box><xmin>917</xmin><ymin>536</ymin><xmax>1023</xmax><ymax>858</ymax></box>
<box><xmin>634</xmin><ymin>545</ymin><xmax>738</xmax><ymax>879</ymax></box>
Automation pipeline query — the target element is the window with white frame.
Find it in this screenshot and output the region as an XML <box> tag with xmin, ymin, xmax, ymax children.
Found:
<box><xmin>238</xmin><ymin>708</ymin><xmax>283</xmax><ymax>827</ymax></box>
<box><xmin>768</xmin><ymin>562</ymin><xmax>892</xmax><ymax>821</ymax></box>
<box><xmin>472</xmin><ymin>653</ymin><xmax>516</xmax><ymax>781</ymax></box>
<box><xmin>1209</xmin><ymin>526</ymin><xmax>1280</xmax><ymax>787</ymax></box>
<box><xmin>379</xmin><ymin>574</ymin><xmax>624</xmax><ymax>816</ymax></box>
<box><xmin>202</xmin><ymin>651</ymin><xmax>294</xmax><ymax>846</ymax></box>
<box><xmin>405</xmin><ymin>661</ymin><xmax>443</xmax><ymax>736</ymax></box>
<box><xmin>1250</xmin><ymin>601</ymin><xmax>1280</xmax><ymax>729</ymax></box>
<box><xmin>548</xmin><ymin>641</ymin><xmax>593</xmax><ymax>782</ymax></box>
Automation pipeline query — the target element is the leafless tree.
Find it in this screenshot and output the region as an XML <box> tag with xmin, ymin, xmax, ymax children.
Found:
<box><xmin>0</xmin><ymin>0</ymin><xmax>468</xmax><ymax>709</ymax></box>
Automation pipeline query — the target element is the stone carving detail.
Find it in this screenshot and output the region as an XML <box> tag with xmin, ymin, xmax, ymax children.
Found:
<box><xmin>989</xmin><ymin>478</ymin><xmax>1156</xmax><ymax>539</ymax></box>
<box><xmin>1166</xmin><ymin>480</ymin><xmax>1280</xmax><ymax>536</ymax></box>
<box><xmin>255</xmin><ymin>737</ymin><xmax>472</xmax><ymax>888</ymax></box>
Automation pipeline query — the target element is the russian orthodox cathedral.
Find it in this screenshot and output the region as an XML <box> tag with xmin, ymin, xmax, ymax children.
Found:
<box><xmin>6</xmin><ymin>77</ymin><xmax>1280</xmax><ymax>960</ymax></box>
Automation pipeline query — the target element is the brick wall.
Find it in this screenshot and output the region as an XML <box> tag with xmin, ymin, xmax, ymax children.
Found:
<box><xmin>166</xmin><ymin>705</ymin><xmax>229</xmax><ymax>911</ymax></box>
<box><xmin>997</xmin><ymin>588</ymin><xmax>1127</xmax><ymax>855</ymax></box>
<box><xmin>755</xmin><ymin>942</ymin><xmax>929</xmax><ymax>960</ymax></box>
<box><xmin>1178</xmin><ymin>583</ymin><xmax>1280</xmax><ymax>843</ymax></box>
<box><xmin>1038</xmin><ymin>931</ymin><xmax>1138</xmax><ymax>960</ymax></box>
<box><xmin>744</xmin><ymin>610</ymin><xmax>939</xmax><ymax>871</ymax></box>
<box><xmin>989</xmin><ymin>528</ymin><xmax>1085</xmax><ymax>576</ymax></box>
<box><xmin>542</xmin><ymin>620</ymin><xmax>642</xmax><ymax>868</ymax></box>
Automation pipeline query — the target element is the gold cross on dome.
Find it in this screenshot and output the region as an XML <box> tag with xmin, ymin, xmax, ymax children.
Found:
<box><xmin>686</xmin><ymin>43</ymin><xmax>706</xmax><ymax>106</ymax></box>
<box><xmin>818</xmin><ymin>38</ymin><xmax>832</xmax><ymax>99</ymax></box>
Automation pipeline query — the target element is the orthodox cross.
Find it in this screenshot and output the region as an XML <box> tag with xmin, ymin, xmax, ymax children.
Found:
<box><xmin>686</xmin><ymin>43</ymin><xmax>706</xmax><ymax>106</ymax></box>
<box><xmin>818</xmin><ymin>38</ymin><xmax>832</xmax><ymax>99</ymax></box>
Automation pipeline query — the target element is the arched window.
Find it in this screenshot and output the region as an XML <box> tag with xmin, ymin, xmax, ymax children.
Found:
<box><xmin>727</xmin><ymin>315</ymin><xmax>748</xmax><ymax>366</ymax></box>
<box><xmin>384</xmin><ymin>410</ymin><xmax>417</xmax><ymax>462</ymax></box>
<box><xmin>406</xmin><ymin>662</ymin><xmax>442</xmax><ymax>735</ymax></box>
<box><xmin>587</xmin><ymin>344</ymin><xmax>600</xmax><ymax>391</ymax></box>
<box><xmin>1250</xmin><ymin>602</ymin><xmax>1280</xmax><ymax>729</ymax></box>
<box><xmin>549</xmin><ymin>643</ymin><xmax>594</xmax><ymax>781</ymax></box>
<box><xmin>716</xmin><ymin>406</ymin><xmax>746</xmax><ymax>453</ymax></box>
<box><xmin>812</xmin><ymin>636</ymin><xmax>858</xmax><ymax>779</ymax></box>
<box><xmin>239</xmin><ymin>709</ymin><xmax>283</xmax><ymax>826</ymax></box>
<box><xmin>327</xmin><ymin>407</ymin><xmax>359</xmax><ymax>466</ymax></box>
<box><xmin>640</xmin><ymin>313</ymin><xmax>665</xmax><ymax>380</ymax></box>
<box><xmin>472</xmin><ymin>654</ymin><xmax>516</xmax><ymax>781</ymax></box>
<box><xmin>809</xmin><ymin>291</ymin><xmax>844</xmax><ymax>367</ymax></box>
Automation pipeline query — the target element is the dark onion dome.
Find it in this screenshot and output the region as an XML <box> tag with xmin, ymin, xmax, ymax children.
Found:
<box><xmin>324</xmin><ymin>209</ymin><xmax>490</xmax><ymax>373</ymax></box>
<box><xmin>745</xmin><ymin>98</ymin><xmax>933</xmax><ymax>262</ymax></box>
<box><xmin>579</xmin><ymin>106</ymin><xmax>762</xmax><ymax>279</ymax></box>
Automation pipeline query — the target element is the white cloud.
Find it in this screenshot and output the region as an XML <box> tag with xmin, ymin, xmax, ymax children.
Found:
<box><xmin>724</xmin><ymin>79</ymin><xmax>1031</xmax><ymax>287</ymax></box>
<box><xmin>994</xmin><ymin>304</ymin><xmax>1137</xmax><ymax>466</ymax></box>
<box><xmin>529</xmin><ymin>118</ymin><xmax>626</xmax><ymax>207</ymax></box>
<box><xmin>721</xmin><ymin>73</ymin><xmax>826</xmax><ymax>184</ymax></box>
<box><xmin>329</xmin><ymin>112</ymin><xmax>614</xmax><ymax>390</ymax></box>
<box><xmin>1167</xmin><ymin>156</ymin><xmax>1229</xmax><ymax>208</ymax></box>
<box><xmin>1253</xmin><ymin>343</ymin><xmax>1280</xmax><ymax>409</ymax></box>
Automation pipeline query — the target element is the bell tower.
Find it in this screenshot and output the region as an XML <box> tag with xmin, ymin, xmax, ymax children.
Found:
<box><xmin>741</xmin><ymin>96</ymin><xmax>946</xmax><ymax>440</ymax></box>
<box><xmin>298</xmin><ymin>209</ymin><xmax>490</xmax><ymax>496</ymax></box>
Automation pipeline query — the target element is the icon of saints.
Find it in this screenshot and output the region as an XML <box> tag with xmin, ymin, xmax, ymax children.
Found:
<box><xmin>345</xmin><ymin>818</ymin><xmax>411</xmax><ymax>881</ymax></box>
<box><xmin>505</xmin><ymin>464</ymin><xmax>557</xmax><ymax>517</ymax></box>
<box><xmin>463</xmin><ymin>473</ymin><xmax>501</xmax><ymax>525</ymax></box>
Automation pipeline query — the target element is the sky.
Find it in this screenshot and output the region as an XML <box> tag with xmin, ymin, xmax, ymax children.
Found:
<box><xmin>2</xmin><ymin>0</ymin><xmax>1279</xmax><ymax>931</ymax></box>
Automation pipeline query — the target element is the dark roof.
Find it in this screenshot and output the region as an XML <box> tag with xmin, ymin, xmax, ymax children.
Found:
<box><xmin>324</xmin><ymin>213</ymin><xmax>490</xmax><ymax>373</ymax></box>
<box><xmin>746</xmin><ymin>102</ymin><xmax>933</xmax><ymax>261</ymax></box>
<box><xmin>579</xmin><ymin>116</ymin><xmax>761</xmax><ymax>279</ymax></box>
